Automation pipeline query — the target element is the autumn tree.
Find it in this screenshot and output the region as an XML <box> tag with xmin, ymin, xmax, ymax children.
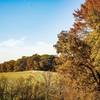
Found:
<box><xmin>14</xmin><ymin>56</ymin><xmax>27</xmax><ymax>71</ymax></box>
<box><xmin>54</xmin><ymin>0</ymin><xmax>100</xmax><ymax>96</ymax></box>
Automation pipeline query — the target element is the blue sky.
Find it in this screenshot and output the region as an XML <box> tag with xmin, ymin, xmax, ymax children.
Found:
<box><xmin>0</xmin><ymin>0</ymin><xmax>84</xmax><ymax>62</ymax></box>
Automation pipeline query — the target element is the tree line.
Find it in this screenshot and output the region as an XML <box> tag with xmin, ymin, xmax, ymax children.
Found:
<box><xmin>0</xmin><ymin>54</ymin><xmax>58</xmax><ymax>72</ymax></box>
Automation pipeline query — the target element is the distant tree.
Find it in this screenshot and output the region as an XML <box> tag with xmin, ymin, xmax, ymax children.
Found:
<box><xmin>14</xmin><ymin>56</ymin><xmax>27</xmax><ymax>71</ymax></box>
<box><xmin>39</xmin><ymin>55</ymin><xmax>55</xmax><ymax>71</ymax></box>
<box><xmin>0</xmin><ymin>54</ymin><xmax>56</xmax><ymax>72</ymax></box>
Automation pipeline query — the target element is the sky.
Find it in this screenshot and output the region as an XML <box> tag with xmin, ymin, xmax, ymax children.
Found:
<box><xmin>0</xmin><ymin>0</ymin><xmax>84</xmax><ymax>63</ymax></box>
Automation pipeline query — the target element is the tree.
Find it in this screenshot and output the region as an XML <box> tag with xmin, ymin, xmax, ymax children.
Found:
<box><xmin>14</xmin><ymin>56</ymin><xmax>27</xmax><ymax>71</ymax></box>
<box><xmin>73</xmin><ymin>0</ymin><xmax>100</xmax><ymax>31</ymax></box>
<box><xmin>54</xmin><ymin>0</ymin><xmax>100</xmax><ymax>94</ymax></box>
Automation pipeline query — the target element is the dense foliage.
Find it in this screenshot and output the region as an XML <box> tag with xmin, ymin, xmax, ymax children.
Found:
<box><xmin>0</xmin><ymin>54</ymin><xmax>57</xmax><ymax>72</ymax></box>
<box><xmin>54</xmin><ymin>0</ymin><xmax>100</xmax><ymax>97</ymax></box>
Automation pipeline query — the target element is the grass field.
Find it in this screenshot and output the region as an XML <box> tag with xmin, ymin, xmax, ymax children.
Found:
<box><xmin>0</xmin><ymin>70</ymin><xmax>59</xmax><ymax>83</ymax></box>
<box><xmin>0</xmin><ymin>71</ymin><xmax>62</xmax><ymax>99</ymax></box>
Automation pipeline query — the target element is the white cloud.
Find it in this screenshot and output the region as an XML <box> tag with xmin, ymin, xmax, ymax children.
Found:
<box><xmin>0</xmin><ymin>37</ymin><xmax>56</xmax><ymax>63</ymax></box>
<box><xmin>0</xmin><ymin>37</ymin><xmax>26</xmax><ymax>47</ymax></box>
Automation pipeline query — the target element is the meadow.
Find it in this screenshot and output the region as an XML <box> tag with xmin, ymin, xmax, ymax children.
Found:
<box><xmin>0</xmin><ymin>71</ymin><xmax>63</xmax><ymax>100</ymax></box>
